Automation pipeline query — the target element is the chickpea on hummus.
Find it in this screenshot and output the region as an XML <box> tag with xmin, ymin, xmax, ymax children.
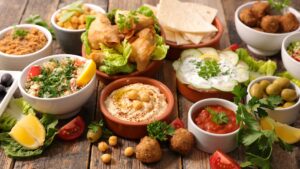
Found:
<box><xmin>105</xmin><ymin>83</ymin><xmax>168</xmax><ymax>122</ymax></box>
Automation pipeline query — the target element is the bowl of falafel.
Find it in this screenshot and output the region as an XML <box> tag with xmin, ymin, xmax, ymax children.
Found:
<box><xmin>235</xmin><ymin>1</ymin><xmax>300</xmax><ymax>56</ymax></box>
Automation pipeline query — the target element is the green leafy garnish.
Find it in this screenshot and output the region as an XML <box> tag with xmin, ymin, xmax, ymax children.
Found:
<box><xmin>25</xmin><ymin>14</ymin><xmax>55</xmax><ymax>39</ymax></box>
<box><xmin>278</xmin><ymin>71</ymin><xmax>300</xmax><ymax>87</ymax></box>
<box><xmin>151</xmin><ymin>34</ymin><xmax>169</xmax><ymax>60</ymax></box>
<box><xmin>206</xmin><ymin>108</ymin><xmax>229</xmax><ymax>125</ymax></box>
<box><xmin>88</xmin><ymin>120</ymin><xmax>112</xmax><ymax>138</ymax></box>
<box><xmin>116</xmin><ymin>11</ymin><xmax>139</xmax><ymax>31</ymax></box>
<box><xmin>136</xmin><ymin>5</ymin><xmax>160</xmax><ymax>33</ymax></box>
<box><xmin>12</xmin><ymin>27</ymin><xmax>28</xmax><ymax>39</ymax></box>
<box><xmin>268</xmin><ymin>0</ymin><xmax>290</xmax><ymax>11</ymax></box>
<box><xmin>106</xmin><ymin>9</ymin><xmax>117</xmax><ymax>24</ymax></box>
<box><xmin>197</xmin><ymin>59</ymin><xmax>221</xmax><ymax>80</ymax></box>
<box><xmin>81</xmin><ymin>15</ymin><xmax>95</xmax><ymax>55</ymax></box>
<box><xmin>147</xmin><ymin>121</ymin><xmax>175</xmax><ymax>141</ymax></box>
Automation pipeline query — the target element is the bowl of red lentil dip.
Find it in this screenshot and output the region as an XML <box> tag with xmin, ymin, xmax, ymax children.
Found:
<box><xmin>0</xmin><ymin>24</ymin><xmax>52</xmax><ymax>70</ymax></box>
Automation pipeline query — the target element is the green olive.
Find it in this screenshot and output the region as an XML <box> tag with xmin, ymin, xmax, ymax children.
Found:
<box><xmin>283</xmin><ymin>102</ymin><xmax>296</xmax><ymax>108</ymax></box>
<box><xmin>259</xmin><ymin>80</ymin><xmax>271</xmax><ymax>90</ymax></box>
<box><xmin>281</xmin><ymin>89</ymin><xmax>297</xmax><ymax>102</ymax></box>
<box><xmin>273</xmin><ymin>77</ymin><xmax>290</xmax><ymax>88</ymax></box>
<box><xmin>266</xmin><ymin>83</ymin><xmax>281</xmax><ymax>95</ymax></box>
<box><xmin>250</xmin><ymin>83</ymin><xmax>264</xmax><ymax>98</ymax></box>
<box><xmin>87</xmin><ymin>127</ymin><xmax>102</xmax><ymax>143</ymax></box>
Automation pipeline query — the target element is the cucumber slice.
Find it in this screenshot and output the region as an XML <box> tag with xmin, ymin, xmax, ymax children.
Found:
<box><xmin>236</xmin><ymin>61</ymin><xmax>249</xmax><ymax>69</ymax></box>
<box><xmin>180</xmin><ymin>49</ymin><xmax>201</xmax><ymax>60</ymax></box>
<box><xmin>220</xmin><ymin>50</ymin><xmax>239</xmax><ymax>66</ymax></box>
<box><xmin>210</xmin><ymin>76</ymin><xmax>238</xmax><ymax>92</ymax></box>
<box><xmin>197</xmin><ymin>47</ymin><xmax>218</xmax><ymax>56</ymax></box>
<box><xmin>233</xmin><ymin>62</ymin><xmax>250</xmax><ymax>83</ymax></box>
<box><xmin>188</xmin><ymin>74</ymin><xmax>211</xmax><ymax>89</ymax></box>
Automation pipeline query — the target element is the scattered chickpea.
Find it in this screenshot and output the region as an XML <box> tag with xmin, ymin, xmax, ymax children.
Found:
<box><xmin>124</xmin><ymin>147</ymin><xmax>134</xmax><ymax>157</ymax></box>
<box><xmin>108</xmin><ymin>136</ymin><xmax>118</xmax><ymax>146</ymax></box>
<box><xmin>101</xmin><ymin>154</ymin><xmax>111</xmax><ymax>164</ymax></box>
<box><xmin>98</xmin><ymin>142</ymin><xmax>109</xmax><ymax>152</ymax></box>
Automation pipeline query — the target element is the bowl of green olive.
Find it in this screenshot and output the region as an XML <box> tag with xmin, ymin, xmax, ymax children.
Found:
<box><xmin>246</xmin><ymin>76</ymin><xmax>300</xmax><ymax>124</ymax></box>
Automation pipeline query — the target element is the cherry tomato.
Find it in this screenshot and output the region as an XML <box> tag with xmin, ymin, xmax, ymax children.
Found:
<box><xmin>28</xmin><ymin>65</ymin><xmax>41</xmax><ymax>78</ymax></box>
<box><xmin>210</xmin><ymin>150</ymin><xmax>240</xmax><ymax>169</ymax></box>
<box><xmin>58</xmin><ymin>116</ymin><xmax>85</xmax><ymax>141</ymax></box>
<box><xmin>170</xmin><ymin>118</ymin><xmax>185</xmax><ymax>129</ymax></box>
<box><xmin>228</xmin><ymin>44</ymin><xmax>239</xmax><ymax>52</ymax></box>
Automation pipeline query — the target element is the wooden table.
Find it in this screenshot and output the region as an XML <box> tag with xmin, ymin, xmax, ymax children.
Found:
<box><xmin>0</xmin><ymin>0</ymin><xmax>300</xmax><ymax>169</ymax></box>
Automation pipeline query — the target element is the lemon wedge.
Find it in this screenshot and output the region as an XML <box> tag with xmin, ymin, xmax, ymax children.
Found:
<box><xmin>76</xmin><ymin>59</ymin><xmax>96</xmax><ymax>87</ymax></box>
<box><xmin>9</xmin><ymin>114</ymin><xmax>45</xmax><ymax>149</ymax></box>
<box><xmin>199</xmin><ymin>53</ymin><xmax>220</xmax><ymax>61</ymax></box>
<box><xmin>260</xmin><ymin>117</ymin><xmax>275</xmax><ymax>130</ymax></box>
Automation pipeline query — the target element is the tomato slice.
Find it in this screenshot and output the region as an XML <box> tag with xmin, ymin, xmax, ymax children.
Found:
<box><xmin>170</xmin><ymin>118</ymin><xmax>185</xmax><ymax>129</ymax></box>
<box><xmin>228</xmin><ymin>44</ymin><xmax>239</xmax><ymax>52</ymax></box>
<box><xmin>210</xmin><ymin>150</ymin><xmax>240</xmax><ymax>169</ymax></box>
<box><xmin>28</xmin><ymin>65</ymin><xmax>41</xmax><ymax>78</ymax></box>
<box><xmin>58</xmin><ymin>116</ymin><xmax>85</xmax><ymax>141</ymax></box>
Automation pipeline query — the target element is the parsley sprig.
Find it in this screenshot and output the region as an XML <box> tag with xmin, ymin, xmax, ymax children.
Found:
<box><xmin>196</xmin><ymin>60</ymin><xmax>221</xmax><ymax>80</ymax></box>
<box><xmin>88</xmin><ymin>120</ymin><xmax>112</xmax><ymax>138</ymax></box>
<box><xmin>13</xmin><ymin>27</ymin><xmax>28</xmax><ymax>39</ymax></box>
<box><xmin>268</xmin><ymin>0</ymin><xmax>291</xmax><ymax>12</ymax></box>
<box><xmin>206</xmin><ymin>108</ymin><xmax>229</xmax><ymax>125</ymax></box>
<box><xmin>147</xmin><ymin>121</ymin><xmax>175</xmax><ymax>141</ymax></box>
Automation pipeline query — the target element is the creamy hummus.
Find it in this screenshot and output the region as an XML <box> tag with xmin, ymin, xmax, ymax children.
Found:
<box><xmin>105</xmin><ymin>83</ymin><xmax>168</xmax><ymax>122</ymax></box>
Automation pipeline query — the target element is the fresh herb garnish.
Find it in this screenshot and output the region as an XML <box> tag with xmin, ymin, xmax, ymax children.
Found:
<box><xmin>107</xmin><ymin>9</ymin><xmax>118</xmax><ymax>24</ymax></box>
<box><xmin>206</xmin><ymin>108</ymin><xmax>229</xmax><ymax>125</ymax></box>
<box><xmin>25</xmin><ymin>14</ymin><xmax>55</xmax><ymax>39</ymax></box>
<box><xmin>12</xmin><ymin>27</ymin><xmax>28</xmax><ymax>39</ymax></box>
<box><xmin>232</xmin><ymin>85</ymin><xmax>291</xmax><ymax>169</ymax></box>
<box><xmin>196</xmin><ymin>60</ymin><xmax>221</xmax><ymax>80</ymax></box>
<box><xmin>88</xmin><ymin>120</ymin><xmax>112</xmax><ymax>138</ymax></box>
<box><xmin>116</xmin><ymin>11</ymin><xmax>139</xmax><ymax>31</ymax></box>
<box><xmin>147</xmin><ymin>121</ymin><xmax>175</xmax><ymax>141</ymax></box>
<box><xmin>268</xmin><ymin>0</ymin><xmax>290</xmax><ymax>11</ymax></box>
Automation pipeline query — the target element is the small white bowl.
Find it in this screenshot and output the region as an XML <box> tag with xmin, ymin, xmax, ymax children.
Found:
<box><xmin>18</xmin><ymin>54</ymin><xmax>97</xmax><ymax>119</ymax></box>
<box><xmin>50</xmin><ymin>3</ymin><xmax>105</xmax><ymax>54</ymax></box>
<box><xmin>246</xmin><ymin>76</ymin><xmax>300</xmax><ymax>124</ymax></box>
<box><xmin>187</xmin><ymin>98</ymin><xmax>239</xmax><ymax>153</ymax></box>
<box><xmin>282</xmin><ymin>32</ymin><xmax>300</xmax><ymax>80</ymax></box>
<box><xmin>0</xmin><ymin>24</ymin><xmax>52</xmax><ymax>70</ymax></box>
<box><xmin>235</xmin><ymin>1</ymin><xmax>300</xmax><ymax>56</ymax></box>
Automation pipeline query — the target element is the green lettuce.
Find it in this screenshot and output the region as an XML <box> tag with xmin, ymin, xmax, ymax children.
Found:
<box><xmin>151</xmin><ymin>34</ymin><xmax>169</xmax><ymax>60</ymax></box>
<box><xmin>136</xmin><ymin>5</ymin><xmax>160</xmax><ymax>33</ymax></box>
<box><xmin>100</xmin><ymin>40</ymin><xmax>135</xmax><ymax>75</ymax></box>
<box><xmin>81</xmin><ymin>15</ymin><xmax>96</xmax><ymax>55</ymax></box>
<box><xmin>278</xmin><ymin>71</ymin><xmax>300</xmax><ymax>87</ymax></box>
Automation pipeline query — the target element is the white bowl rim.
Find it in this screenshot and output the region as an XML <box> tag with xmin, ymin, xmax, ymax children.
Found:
<box><xmin>188</xmin><ymin>98</ymin><xmax>240</xmax><ymax>137</ymax></box>
<box><xmin>282</xmin><ymin>31</ymin><xmax>300</xmax><ymax>66</ymax></box>
<box><xmin>0</xmin><ymin>24</ymin><xmax>52</xmax><ymax>58</ymax></box>
<box><xmin>247</xmin><ymin>75</ymin><xmax>300</xmax><ymax>110</ymax></box>
<box><xmin>18</xmin><ymin>54</ymin><xmax>96</xmax><ymax>101</ymax></box>
<box><xmin>235</xmin><ymin>1</ymin><xmax>300</xmax><ymax>36</ymax></box>
<box><xmin>50</xmin><ymin>3</ymin><xmax>106</xmax><ymax>33</ymax></box>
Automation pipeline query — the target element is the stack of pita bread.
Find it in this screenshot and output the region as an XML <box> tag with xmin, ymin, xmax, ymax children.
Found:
<box><xmin>146</xmin><ymin>0</ymin><xmax>218</xmax><ymax>45</ymax></box>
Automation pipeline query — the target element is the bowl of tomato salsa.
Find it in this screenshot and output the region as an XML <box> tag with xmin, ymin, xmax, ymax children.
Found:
<box><xmin>188</xmin><ymin>98</ymin><xmax>239</xmax><ymax>153</ymax></box>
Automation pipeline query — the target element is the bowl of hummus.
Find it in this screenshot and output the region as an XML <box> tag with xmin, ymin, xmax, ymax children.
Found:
<box><xmin>100</xmin><ymin>77</ymin><xmax>174</xmax><ymax>139</ymax></box>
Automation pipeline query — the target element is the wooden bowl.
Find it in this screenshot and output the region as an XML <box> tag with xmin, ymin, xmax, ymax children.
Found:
<box><xmin>177</xmin><ymin>79</ymin><xmax>234</xmax><ymax>102</ymax></box>
<box><xmin>165</xmin><ymin>17</ymin><xmax>224</xmax><ymax>60</ymax></box>
<box><xmin>99</xmin><ymin>77</ymin><xmax>174</xmax><ymax>139</ymax></box>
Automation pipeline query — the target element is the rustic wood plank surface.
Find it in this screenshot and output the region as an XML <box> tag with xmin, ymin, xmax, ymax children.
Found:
<box><xmin>0</xmin><ymin>0</ymin><xmax>300</xmax><ymax>169</ymax></box>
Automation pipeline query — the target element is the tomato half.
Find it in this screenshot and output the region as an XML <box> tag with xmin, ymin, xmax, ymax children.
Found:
<box><xmin>28</xmin><ymin>65</ymin><xmax>41</xmax><ymax>78</ymax></box>
<box><xmin>170</xmin><ymin>118</ymin><xmax>185</xmax><ymax>129</ymax></box>
<box><xmin>210</xmin><ymin>150</ymin><xmax>240</xmax><ymax>169</ymax></box>
<box><xmin>58</xmin><ymin>116</ymin><xmax>85</xmax><ymax>141</ymax></box>
<box><xmin>228</xmin><ymin>44</ymin><xmax>239</xmax><ymax>52</ymax></box>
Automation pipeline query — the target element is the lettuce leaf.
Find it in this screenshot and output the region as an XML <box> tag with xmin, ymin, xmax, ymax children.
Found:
<box><xmin>0</xmin><ymin>114</ymin><xmax>58</xmax><ymax>158</ymax></box>
<box><xmin>81</xmin><ymin>15</ymin><xmax>96</xmax><ymax>55</ymax></box>
<box><xmin>136</xmin><ymin>5</ymin><xmax>160</xmax><ymax>33</ymax></box>
<box><xmin>151</xmin><ymin>34</ymin><xmax>169</xmax><ymax>60</ymax></box>
<box><xmin>278</xmin><ymin>71</ymin><xmax>300</xmax><ymax>87</ymax></box>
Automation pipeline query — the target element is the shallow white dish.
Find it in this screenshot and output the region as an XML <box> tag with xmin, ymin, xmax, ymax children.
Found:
<box><xmin>187</xmin><ymin>98</ymin><xmax>239</xmax><ymax>153</ymax></box>
<box><xmin>0</xmin><ymin>71</ymin><xmax>21</xmax><ymax>117</ymax></box>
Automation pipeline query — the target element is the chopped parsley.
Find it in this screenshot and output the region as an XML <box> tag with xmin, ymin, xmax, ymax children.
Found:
<box><xmin>147</xmin><ymin>121</ymin><xmax>175</xmax><ymax>141</ymax></box>
<box><xmin>12</xmin><ymin>27</ymin><xmax>28</xmax><ymax>39</ymax></box>
<box><xmin>196</xmin><ymin>60</ymin><xmax>221</xmax><ymax>80</ymax></box>
<box><xmin>206</xmin><ymin>108</ymin><xmax>229</xmax><ymax>125</ymax></box>
<box><xmin>268</xmin><ymin>0</ymin><xmax>290</xmax><ymax>11</ymax></box>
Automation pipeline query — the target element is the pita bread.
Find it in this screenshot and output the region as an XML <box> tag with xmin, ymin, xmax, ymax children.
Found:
<box><xmin>182</xmin><ymin>32</ymin><xmax>204</xmax><ymax>44</ymax></box>
<box><xmin>174</xmin><ymin>32</ymin><xmax>191</xmax><ymax>45</ymax></box>
<box><xmin>164</xmin><ymin>28</ymin><xmax>176</xmax><ymax>42</ymax></box>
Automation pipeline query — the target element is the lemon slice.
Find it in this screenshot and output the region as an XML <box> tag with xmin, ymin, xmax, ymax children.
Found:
<box><xmin>274</xmin><ymin>122</ymin><xmax>300</xmax><ymax>144</ymax></box>
<box><xmin>260</xmin><ymin>117</ymin><xmax>275</xmax><ymax>130</ymax></box>
<box><xmin>199</xmin><ymin>53</ymin><xmax>220</xmax><ymax>61</ymax></box>
<box><xmin>76</xmin><ymin>59</ymin><xmax>96</xmax><ymax>87</ymax></box>
<box><xmin>9</xmin><ymin>114</ymin><xmax>45</xmax><ymax>149</ymax></box>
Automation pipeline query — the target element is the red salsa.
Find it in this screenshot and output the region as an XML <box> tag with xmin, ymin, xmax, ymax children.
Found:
<box><xmin>194</xmin><ymin>105</ymin><xmax>239</xmax><ymax>134</ymax></box>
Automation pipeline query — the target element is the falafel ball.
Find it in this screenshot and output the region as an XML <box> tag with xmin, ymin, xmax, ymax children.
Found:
<box><xmin>280</xmin><ymin>13</ymin><xmax>299</xmax><ymax>32</ymax></box>
<box><xmin>261</xmin><ymin>15</ymin><xmax>280</xmax><ymax>33</ymax></box>
<box><xmin>239</xmin><ymin>8</ymin><xmax>258</xmax><ymax>27</ymax></box>
<box><xmin>251</xmin><ymin>2</ymin><xmax>270</xmax><ymax>19</ymax></box>
<box><xmin>136</xmin><ymin>136</ymin><xmax>162</xmax><ymax>163</ymax></box>
<box><xmin>170</xmin><ymin>128</ymin><xmax>195</xmax><ymax>155</ymax></box>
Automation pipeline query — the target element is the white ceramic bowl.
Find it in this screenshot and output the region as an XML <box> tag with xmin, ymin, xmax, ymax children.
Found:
<box><xmin>235</xmin><ymin>1</ymin><xmax>300</xmax><ymax>56</ymax></box>
<box><xmin>0</xmin><ymin>24</ymin><xmax>52</xmax><ymax>70</ymax></box>
<box><xmin>188</xmin><ymin>98</ymin><xmax>239</xmax><ymax>153</ymax></box>
<box><xmin>246</xmin><ymin>76</ymin><xmax>300</xmax><ymax>124</ymax></box>
<box><xmin>18</xmin><ymin>54</ymin><xmax>97</xmax><ymax>119</ymax></box>
<box><xmin>51</xmin><ymin>3</ymin><xmax>105</xmax><ymax>54</ymax></box>
<box><xmin>282</xmin><ymin>32</ymin><xmax>300</xmax><ymax>80</ymax></box>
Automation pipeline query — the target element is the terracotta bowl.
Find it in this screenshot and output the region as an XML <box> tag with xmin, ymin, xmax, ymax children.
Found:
<box><xmin>99</xmin><ymin>77</ymin><xmax>175</xmax><ymax>139</ymax></box>
<box><xmin>177</xmin><ymin>79</ymin><xmax>234</xmax><ymax>102</ymax></box>
<box><xmin>165</xmin><ymin>17</ymin><xmax>224</xmax><ymax>60</ymax></box>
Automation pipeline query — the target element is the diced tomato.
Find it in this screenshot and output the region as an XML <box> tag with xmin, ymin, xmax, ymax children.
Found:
<box><xmin>58</xmin><ymin>116</ymin><xmax>85</xmax><ymax>141</ymax></box>
<box><xmin>74</xmin><ymin>59</ymin><xmax>85</xmax><ymax>67</ymax></box>
<box><xmin>210</xmin><ymin>150</ymin><xmax>240</xmax><ymax>169</ymax></box>
<box><xmin>170</xmin><ymin>118</ymin><xmax>185</xmax><ymax>129</ymax></box>
<box><xmin>228</xmin><ymin>44</ymin><xmax>239</xmax><ymax>52</ymax></box>
<box><xmin>28</xmin><ymin>65</ymin><xmax>41</xmax><ymax>78</ymax></box>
